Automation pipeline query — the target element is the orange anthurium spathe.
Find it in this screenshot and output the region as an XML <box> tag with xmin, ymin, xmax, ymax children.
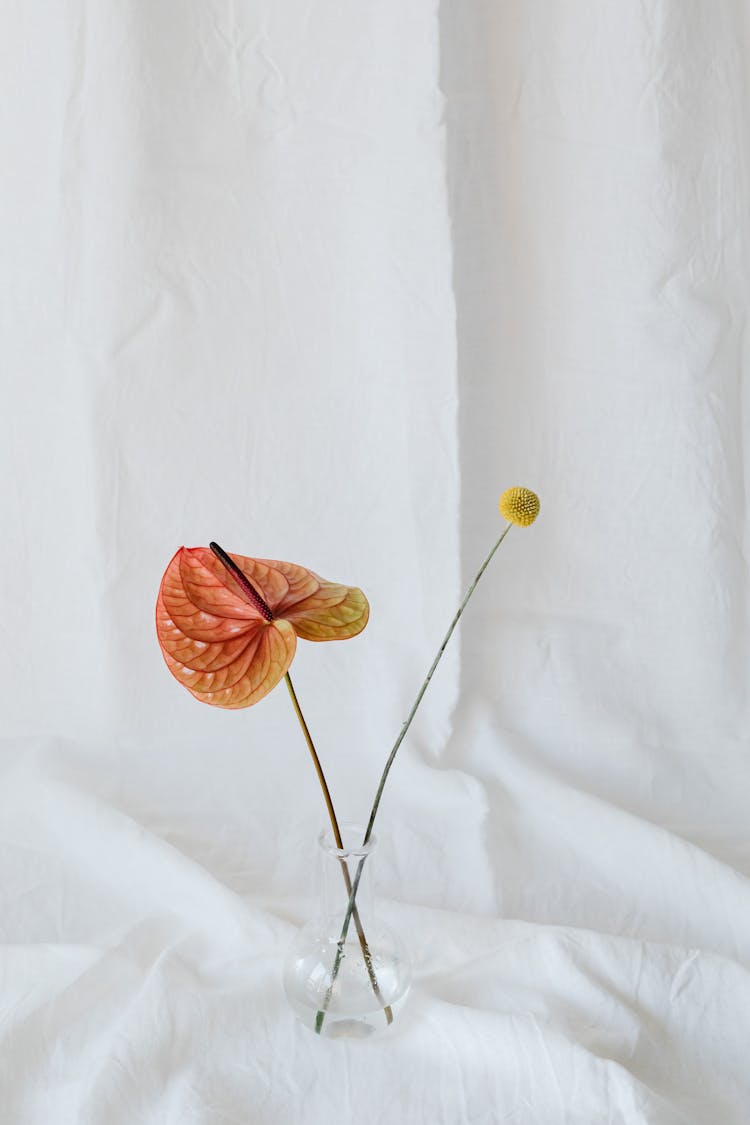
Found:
<box><xmin>156</xmin><ymin>543</ymin><xmax>369</xmax><ymax>708</ymax></box>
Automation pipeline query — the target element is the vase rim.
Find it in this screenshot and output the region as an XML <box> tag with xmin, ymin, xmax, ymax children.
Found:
<box><xmin>318</xmin><ymin>823</ymin><xmax>377</xmax><ymax>858</ymax></box>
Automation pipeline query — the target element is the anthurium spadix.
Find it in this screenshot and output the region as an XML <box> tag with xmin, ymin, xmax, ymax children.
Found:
<box><xmin>156</xmin><ymin>542</ymin><xmax>369</xmax><ymax>708</ymax></box>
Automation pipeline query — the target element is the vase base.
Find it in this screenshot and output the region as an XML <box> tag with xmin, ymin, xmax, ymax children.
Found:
<box><xmin>324</xmin><ymin>1017</ymin><xmax>377</xmax><ymax>1040</ymax></box>
<box><xmin>286</xmin><ymin>985</ymin><xmax>410</xmax><ymax>1039</ymax></box>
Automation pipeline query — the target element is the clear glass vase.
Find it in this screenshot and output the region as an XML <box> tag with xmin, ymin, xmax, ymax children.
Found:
<box><xmin>283</xmin><ymin>824</ymin><xmax>411</xmax><ymax>1039</ymax></box>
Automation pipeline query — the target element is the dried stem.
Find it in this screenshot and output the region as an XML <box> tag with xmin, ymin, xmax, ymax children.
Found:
<box><xmin>284</xmin><ymin>673</ymin><xmax>393</xmax><ymax>1026</ymax></box>
<box><xmin>207</xmin><ymin>541</ymin><xmax>392</xmax><ymax>1024</ymax></box>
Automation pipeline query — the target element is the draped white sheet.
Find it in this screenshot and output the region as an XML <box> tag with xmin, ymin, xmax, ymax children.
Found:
<box><xmin>2</xmin><ymin>2</ymin><xmax>749</xmax><ymax>1121</ymax></box>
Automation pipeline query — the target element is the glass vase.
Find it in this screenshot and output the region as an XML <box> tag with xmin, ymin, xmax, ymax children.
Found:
<box><xmin>283</xmin><ymin>824</ymin><xmax>411</xmax><ymax>1039</ymax></box>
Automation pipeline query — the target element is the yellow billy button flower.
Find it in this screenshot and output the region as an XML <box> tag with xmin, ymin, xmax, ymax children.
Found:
<box><xmin>499</xmin><ymin>486</ymin><xmax>540</xmax><ymax>527</ymax></box>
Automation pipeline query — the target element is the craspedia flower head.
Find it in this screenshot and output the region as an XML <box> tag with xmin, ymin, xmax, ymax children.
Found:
<box><xmin>499</xmin><ymin>486</ymin><xmax>540</xmax><ymax>527</ymax></box>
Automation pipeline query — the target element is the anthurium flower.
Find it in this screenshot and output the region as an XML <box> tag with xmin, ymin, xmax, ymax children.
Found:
<box><xmin>156</xmin><ymin>544</ymin><xmax>369</xmax><ymax>708</ymax></box>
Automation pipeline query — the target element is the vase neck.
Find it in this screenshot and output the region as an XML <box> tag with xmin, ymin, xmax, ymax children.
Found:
<box><xmin>318</xmin><ymin>824</ymin><xmax>376</xmax><ymax>921</ymax></box>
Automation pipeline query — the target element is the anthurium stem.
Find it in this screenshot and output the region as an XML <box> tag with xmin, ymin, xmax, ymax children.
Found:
<box><xmin>207</xmin><ymin>542</ymin><xmax>392</xmax><ymax>1026</ymax></box>
<box><xmin>284</xmin><ymin>673</ymin><xmax>341</xmax><ymax>840</ymax></box>
<box><xmin>314</xmin><ymin>522</ymin><xmax>514</xmax><ymax>1033</ymax></box>
<box><xmin>284</xmin><ymin>673</ymin><xmax>393</xmax><ymax>1027</ymax></box>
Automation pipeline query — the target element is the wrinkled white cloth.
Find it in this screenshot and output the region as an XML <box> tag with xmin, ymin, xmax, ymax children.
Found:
<box><xmin>1</xmin><ymin>1</ymin><xmax>749</xmax><ymax>1122</ymax></box>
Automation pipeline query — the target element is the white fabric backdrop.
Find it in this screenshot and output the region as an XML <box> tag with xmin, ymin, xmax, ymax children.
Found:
<box><xmin>2</xmin><ymin>2</ymin><xmax>749</xmax><ymax>1122</ymax></box>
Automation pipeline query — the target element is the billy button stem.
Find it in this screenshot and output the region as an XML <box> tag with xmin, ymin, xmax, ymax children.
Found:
<box><xmin>314</xmin><ymin>486</ymin><xmax>541</xmax><ymax>1032</ymax></box>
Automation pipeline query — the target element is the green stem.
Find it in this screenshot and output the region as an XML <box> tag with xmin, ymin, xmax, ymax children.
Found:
<box><xmin>284</xmin><ymin>674</ymin><xmax>393</xmax><ymax>1027</ymax></box>
<box><xmin>314</xmin><ymin>522</ymin><xmax>514</xmax><ymax>1032</ymax></box>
